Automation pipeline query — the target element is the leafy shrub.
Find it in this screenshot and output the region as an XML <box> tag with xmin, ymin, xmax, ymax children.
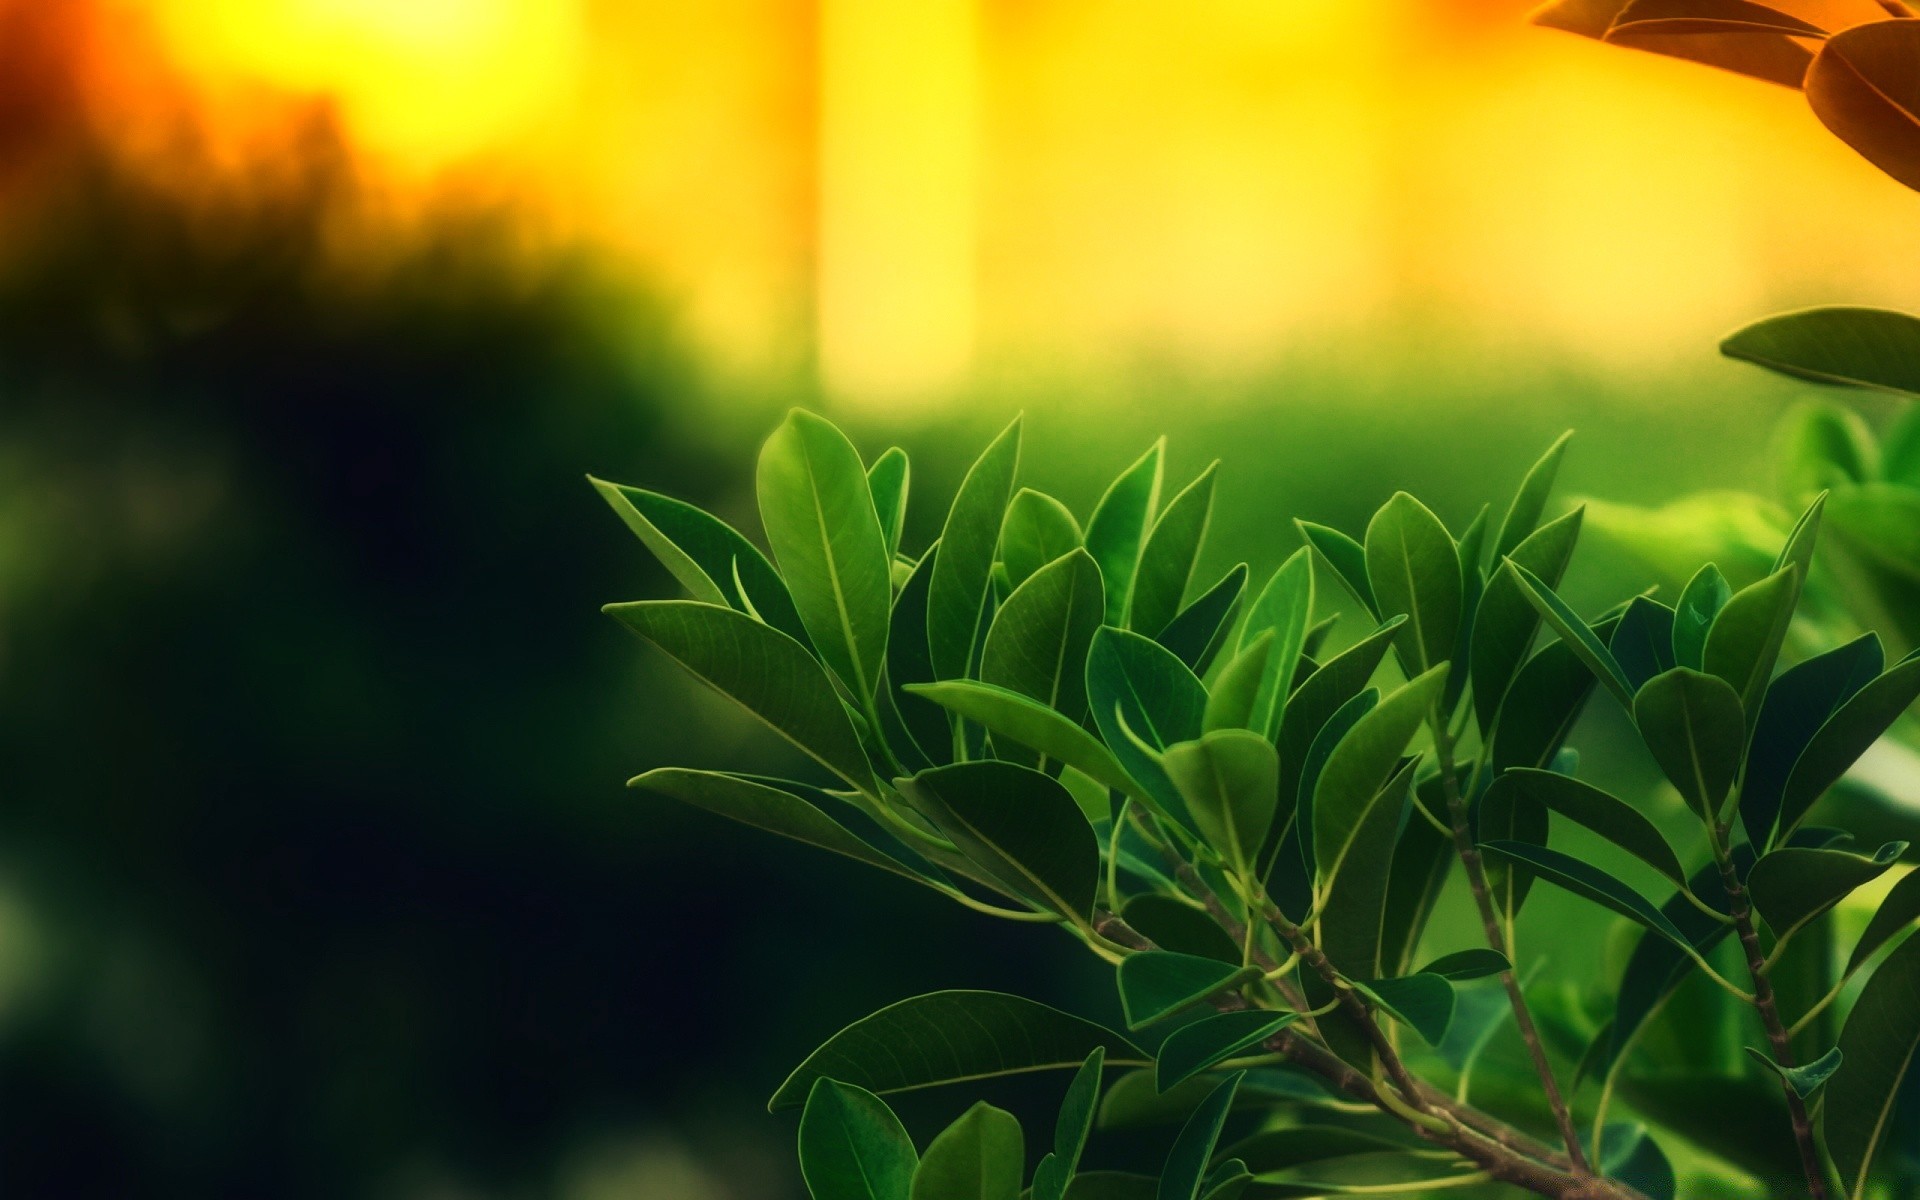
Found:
<box><xmin>595</xmin><ymin>410</ymin><xmax>1920</xmax><ymax>1199</ymax></box>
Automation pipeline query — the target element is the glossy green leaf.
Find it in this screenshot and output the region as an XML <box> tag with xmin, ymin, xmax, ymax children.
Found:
<box><xmin>1218</xmin><ymin>1128</ymin><xmax>1408</xmax><ymax>1176</ymax></box>
<box><xmin>757</xmin><ymin>410</ymin><xmax>894</xmax><ymax>700</ymax></box>
<box><xmin>1163</xmin><ymin>730</ymin><xmax>1279</xmax><ymax>876</ymax></box>
<box><xmin>1504</xmin><ymin>562</ymin><xmax>1634</xmax><ymax>708</ymax></box>
<box><xmin>1356</xmin><ymin>973</ymin><xmax>1455</xmax><ymax>1045</ymax></box>
<box><xmin>1740</xmin><ymin>633</ymin><xmax>1882</xmax><ymax>849</ymax></box>
<box><xmin>1086</xmin><ymin>441</ymin><xmax>1166</xmax><ymax>626</ymax></box>
<box><xmin>899</xmin><ymin>761</ymin><xmax>1099</xmax><ymax>925</ymax></box>
<box><xmin>907</xmin><ymin>680</ymin><xmax>1136</xmax><ymax>797</ymax></box>
<box><xmin>1287</xmin><ymin>689</ymin><xmax>1376</xmax><ymax>885</ymax></box>
<box><xmin>1156</xmin><ymin>564</ymin><xmax>1249</xmax><ymax>677</ymax></box>
<box><xmin>886</xmin><ymin>544</ymin><xmax>953</xmax><ymax>768</ymax></box>
<box><xmin>1131</xmin><ymin>464</ymin><xmax>1218</xmax><ymax>637</ymax></box>
<box><xmin>1780</xmin><ymin>649</ymin><xmax>1920</xmax><ymax>835</ymax></box>
<box><xmin>1848</xmin><ymin>867</ymin><xmax>1920</xmax><ymax>975</ymax></box>
<box><xmin>1119</xmin><ymin>895</ymin><xmax>1240</xmax><ymax>963</ymax></box>
<box><xmin>1153</xmin><ymin>1011</ymin><xmax>1294</xmax><ymax>1092</ymax></box>
<box><xmin>1116</xmin><ymin>952</ymin><xmax>1260</xmax><ymax>1029</ymax></box>
<box><xmin>606</xmin><ymin>600</ymin><xmax>873</xmax><ymax>788</ymax></box>
<box><xmin>910</xmin><ymin>1101</ymin><xmax>1022</xmax><ymax>1200</ymax></box>
<box><xmin>929</xmin><ymin>418</ymin><xmax>1023</xmax><ymax>681</ymax></box>
<box><xmin>1002</xmin><ymin>489</ymin><xmax>1084</xmax><ymax>592</ymax></box>
<box><xmin>1745</xmin><ymin>1046</ymin><xmax>1843</xmax><ymax>1099</ymax></box>
<box><xmin>1478</xmin><ymin>769</ymin><xmax>1549</xmax><ymax>927</ymax></box>
<box><xmin>769</xmin><ymin>991</ymin><xmax>1148</xmax><ymax>1111</ymax></box>
<box><xmin>868</xmin><ymin>448</ymin><xmax>910</xmax><ymax>562</ymax></box>
<box><xmin>1830</xmin><ymin>931</ymin><xmax>1920</xmax><ymax>1198</ymax></box>
<box><xmin>1490</xmin><ymin>637</ymin><xmax>1604</xmax><ymax>773</ymax></box>
<box><xmin>1297</xmin><ymin>520</ymin><xmax>1377</xmax><ymax>617</ymax></box>
<box><xmin>1203</xmin><ymin>632</ymin><xmax>1272</xmax><ymax>734</ymax></box>
<box><xmin>1591</xmin><ymin>1121</ymin><xmax>1677</xmax><ymax>1200</ymax></box>
<box><xmin>1087</xmin><ymin>628</ymin><xmax>1209</xmax><ymax>829</ymax></box>
<box><xmin>1445</xmin><ymin>506</ymin><xmax>1488</xmax><ymax>715</ymax></box>
<box><xmin>1725</xmin><ymin>303</ymin><xmax>1920</xmax><ymax>399</ymax></box>
<box><xmin>1416</xmin><ymin>948</ymin><xmax>1511</xmax><ymax>981</ymax></box>
<box><xmin>1608</xmin><ymin>596</ymin><xmax>1677</xmax><ymax>695</ymax></box>
<box><xmin>1364</xmin><ymin>492</ymin><xmax>1462</xmax><ymax>675</ymax></box>
<box><xmin>799</xmin><ymin>1078</ymin><xmax>917</xmax><ymax>1200</ymax></box>
<box><xmin>1634</xmin><ymin>667</ymin><xmax>1745</xmax><ymax>820</ymax></box>
<box><xmin>1503</xmin><ymin>767</ymin><xmax>1688</xmax><ymax>886</ymax></box>
<box><xmin>1480</xmin><ymin>840</ymin><xmax>1691</xmax><ymax>950</ymax></box>
<box><xmin>1031</xmin><ymin>1048</ymin><xmax>1105</xmax><ymax>1200</ymax></box>
<box><xmin>1275</xmin><ymin>617</ymin><xmax>1404</xmax><ymax>821</ymax></box>
<box><xmin>1671</xmin><ymin>564</ymin><xmax>1730</xmax><ymax>671</ymax></box>
<box><xmin>1495</xmin><ymin>431</ymin><xmax>1574</xmax><ymax>562</ymax></box>
<box><xmin>1313</xmin><ymin>665</ymin><xmax>1447</xmax><ymax>891</ymax></box>
<box><xmin>1158</xmin><ymin>1072</ymin><xmax>1243</xmax><ymax>1200</ymax></box>
<box><xmin>981</xmin><ymin>549</ymin><xmax>1104</xmax><ymax>724</ymax></box>
<box><xmin>1598</xmin><ymin>854</ymin><xmax>1746</xmax><ymax>1079</ymax></box>
<box><xmin>1379</xmin><ymin>786</ymin><xmax>1455</xmax><ymax>977</ymax></box>
<box><xmin>1749</xmin><ymin>841</ymin><xmax>1907</xmax><ymax>937</ymax></box>
<box><xmin>1240</xmin><ymin>548</ymin><xmax>1315</xmax><ymax>739</ymax></box>
<box><xmin>1471</xmin><ymin>507</ymin><xmax>1583</xmax><ymax>734</ymax></box>
<box><xmin>1317</xmin><ymin>757</ymin><xmax>1420</xmax><ymax>984</ymax></box>
<box><xmin>1702</xmin><ymin>565</ymin><xmax>1800</xmax><ymax>716</ymax></box>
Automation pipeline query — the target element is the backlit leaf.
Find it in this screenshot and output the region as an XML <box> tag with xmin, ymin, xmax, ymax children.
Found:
<box><xmin>1702</xmin><ymin>565</ymin><xmax>1800</xmax><ymax>716</ymax></box>
<box><xmin>1313</xmin><ymin>666</ymin><xmax>1448</xmax><ymax>891</ymax></box>
<box><xmin>907</xmin><ymin>680</ymin><xmax>1136</xmax><ymax>798</ymax></box>
<box><xmin>1297</xmin><ymin>520</ymin><xmax>1378</xmax><ymax>616</ymax></box>
<box><xmin>1086</xmin><ymin>441</ymin><xmax>1166</xmax><ymax>626</ymax></box>
<box><xmin>1745</xmin><ymin>1045</ymin><xmax>1843</xmax><ymax>1099</ymax></box>
<box><xmin>910</xmin><ymin>1102</ymin><xmax>1023</xmax><ymax>1200</ymax></box>
<box><xmin>1504</xmin><ymin>562</ymin><xmax>1635</xmax><ymax>707</ymax></box>
<box><xmin>1725</xmin><ymin>304</ymin><xmax>1920</xmax><ymax>399</ymax></box>
<box><xmin>981</xmin><ymin>549</ymin><xmax>1104</xmax><ymax>724</ymax></box>
<box><xmin>1634</xmin><ymin>667</ymin><xmax>1745</xmax><ymax>820</ymax></box>
<box><xmin>1157</xmin><ymin>564</ymin><xmax>1249</xmax><ymax>677</ymax></box>
<box><xmin>1131</xmin><ymin>465</ymin><xmax>1218</xmax><ymax>637</ymax></box>
<box><xmin>869</xmin><ymin>448</ymin><xmax>910</xmax><ymax>562</ymax></box>
<box><xmin>1241</xmin><ymin>548</ymin><xmax>1315</xmax><ymax>738</ymax></box>
<box><xmin>1533</xmin><ymin>0</ymin><xmax>1816</xmax><ymax>87</ymax></box>
<box><xmin>930</xmin><ymin>418</ymin><xmax>1023</xmax><ymax>680</ymax></box>
<box><xmin>1001</xmin><ymin>489</ymin><xmax>1084</xmax><ymax>593</ymax></box>
<box><xmin>1847</xmin><ymin>866</ymin><xmax>1920</xmax><ymax>975</ymax></box>
<box><xmin>1164</xmin><ymin>730</ymin><xmax>1280</xmax><ymax>877</ymax></box>
<box><xmin>1275</xmin><ymin>618</ymin><xmax>1405</xmax><ymax>828</ymax></box>
<box><xmin>1811</xmin><ymin>18</ymin><xmax>1920</xmax><ymax>195</ymax></box>
<box><xmin>1087</xmin><ymin>628</ymin><xmax>1209</xmax><ymax>829</ymax></box>
<box><xmin>1365</xmin><ymin>492</ymin><xmax>1462</xmax><ymax>675</ymax></box>
<box><xmin>1203</xmin><ymin>632</ymin><xmax>1272</xmax><ymax>733</ymax></box>
<box><xmin>1495</xmin><ymin>431</ymin><xmax>1575</xmax><ymax>562</ymax></box>
<box><xmin>1672</xmin><ymin>563</ymin><xmax>1730</xmax><ymax>671</ymax></box>
<box><xmin>1357</xmin><ymin>973</ymin><xmax>1456</xmax><ymax>1045</ymax></box>
<box><xmin>799</xmin><ymin>1079</ymin><xmax>918</xmax><ymax>1200</ymax></box>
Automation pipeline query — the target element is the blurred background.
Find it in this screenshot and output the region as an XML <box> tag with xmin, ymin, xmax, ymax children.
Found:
<box><xmin>3</xmin><ymin>0</ymin><xmax>1917</xmax><ymax>1196</ymax></box>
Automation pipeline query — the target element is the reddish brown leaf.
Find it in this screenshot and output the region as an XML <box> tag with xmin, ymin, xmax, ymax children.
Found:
<box><xmin>1808</xmin><ymin>18</ymin><xmax>1920</xmax><ymax>192</ymax></box>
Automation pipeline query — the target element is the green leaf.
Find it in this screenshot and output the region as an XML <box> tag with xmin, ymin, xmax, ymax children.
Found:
<box><xmin>1671</xmin><ymin>564</ymin><xmax>1730</xmax><ymax>672</ymax></box>
<box><xmin>1749</xmin><ymin>841</ymin><xmax>1907</xmax><ymax>937</ymax></box>
<box><xmin>1416</xmin><ymin>948</ymin><xmax>1511</xmax><ymax>980</ymax></box>
<box><xmin>1275</xmin><ymin>617</ymin><xmax>1405</xmax><ymax>825</ymax></box>
<box><xmin>1116</xmin><ymin>952</ymin><xmax>1261</xmax><ymax>1029</ymax></box>
<box><xmin>769</xmin><ymin>991</ymin><xmax>1148</xmax><ymax>1111</ymax></box>
<box><xmin>1218</xmin><ymin>1128</ymin><xmax>1407</xmax><ymax>1176</ymax></box>
<box><xmin>1131</xmin><ymin>464</ymin><xmax>1218</xmax><ymax>637</ymax></box>
<box><xmin>1240</xmin><ymin>548</ymin><xmax>1315</xmax><ymax>739</ymax></box>
<box><xmin>799</xmin><ymin>1078</ymin><xmax>917</xmax><ymax>1200</ymax></box>
<box><xmin>1163</xmin><ymin>730</ymin><xmax>1279</xmax><ymax>877</ymax></box>
<box><xmin>1478</xmin><ymin>769</ymin><xmax>1549</xmax><ymax>928</ymax></box>
<box><xmin>1745</xmin><ymin>1046</ymin><xmax>1843</xmax><ymax>1099</ymax></box>
<box><xmin>606</xmin><ymin>600</ymin><xmax>873</xmax><ymax>789</ymax></box>
<box><xmin>1503</xmin><ymin>562</ymin><xmax>1634</xmax><ymax>708</ymax></box>
<box><xmin>1002</xmin><ymin>489</ymin><xmax>1084</xmax><ymax>592</ymax></box>
<box><xmin>1317</xmin><ymin>757</ymin><xmax>1419</xmax><ymax>984</ymax></box>
<box><xmin>1313</xmin><ymin>666</ymin><xmax>1448</xmax><ymax>892</ymax></box>
<box><xmin>1086</xmin><ymin>441</ymin><xmax>1166</xmax><ymax>626</ymax></box>
<box><xmin>1156</xmin><ymin>564</ymin><xmax>1249</xmax><ymax>677</ymax></box>
<box><xmin>1031</xmin><ymin>1047</ymin><xmax>1105</xmax><ymax>1200</ymax></box>
<box><xmin>1590</xmin><ymin>1121</ymin><xmax>1677</xmax><ymax>1200</ymax></box>
<box><xmin>1158</xmin><ymin>1072</ymin><xmax>1244</xmax><ymax>1200</ymax></box>
<box><xmin>898</xmin><ymin>761</ymin><xmax>1099</xmax><ymax>925</ymax></box>
<box><xmin>1495</xmin><ymin>431</ymin><xmax>1575</xmax><ymax>562</ymax></box>
<box><xmin>1364</xmin><ymin>492</ymin><xmax>1462</xmax><ymax>675</ymax></box>
<box><xmin>1501</xmin><ymin>768</ymin><xmax>1688</xmax><ymax>886</ymax></box>
<box><xmin>1202</xmin><ymin>632</ymin><xmax>1272</xmax><ymax>734</ymax></box>
<box><xmin>757</xmin><ymin>410</ymin><xmax>894</xmax><ymax>700</ymax></box>
<box><xmin>1777</xmin><ymin>406</ymin><xmax>1872</xmax><ymax>504</ymax></box>
<box><xmin>1356</xmin><ymin>973</ymin><xmax>1454</xmax><ymax>1045</ymax></box>
<box><xmin>1490</xmin><ymin>638</ymin><xmax>1604</xmax><ymax>773</ymax></box>
<box><xmin>1725</xmin><ymin>304</ymin><xmax>1920</xmax><ymax>398</ymax></box>
<box><xmin>1830</xmin><ymin>931</ymin><xmax>1920</xmax><ymax>1197</ymax></box>
<box><xmin>1779</xmin><ymin>649</ymin><xmax>1920</xmax><ymax>835</ymax></box>
<box><xmin>1297</xmin><ymin>520</ymin><xmax>1377</xmax><ymax>616</ymax></box>
<box><xmin>590</xmin><ymin>478</ymin><xmax>814</xmax><ymax>650</ymax></box>
<box><xmin>1828</xmin><ymin>483</ymin><xmax>1920</xmax><ymax>583</ymax></box>
<box><xmin>1847</xmin><ymin>866</ymin><xmax>1920</xmax><ymax>975</ymax></box>
<box><xmin>1154</xmin><ymin>1011</ymin><xmax>1294</xmax><ymax>1092</ymax></box>
<box><xmin>910</xmin><ymin>1101</ymin><xmax>1023</xmax><ymax>1200</ymax></box>
<box><xmin>1119</xmin><ymin>895</ymin><xmax>1240</xmax><ymax>963</ymax></box>
<box><xmin>1480</xmin><ymin>840</ymin><xmax>1691</xmax><ymax>950</ymax></box>
<box><xmin>1740</xmin><ymin>633</ymin><xmax>1882</xmax><ymax>849</ymax></box>
<box><xmin>630</xmin><ymin>769</ymin><xmax>935</xmax><ymax>886</ymax></box>
<box><xmin>1471</xmin><ymin>507</ymin><xmax>1584</xmax><ymax>735</ymax></box>
<box><xmin>1702</xmin><ymin>565</ymin><xmax>1800</xmax><ymax>716</ymax></box>
<box><xmin>1633</xmin><ymin>667</ymin><xmax>1745</xmax><ymax>820</ymax></box>
<box><xmin>907</xmin><ymin>680</ymin><xmax>1136</xmax><ymax>798</ymax></box>
<box><xmin>1609</xmin><ymin>596</ymin><xmax>1677</xmax><ymax>694</ymax></box>
<box><xmin>1087</xmin><ymin>628</ymin><xmax>1209</xmax><ymax>829</ymax></box>
<box><xmin>869</xmin><ymin>448</ymin><xmax>911</xmax><ymax>562</ymax></box>
<box><xmin>1379</xmin><ymin>787</ymin><xmax>1455</xmax><ymax>977</ymax></box>
<box><xmin>981</xmin><ymin>549</ymin><xmax>1104</xmax><ymax>725</ymax></box>
<box><xmin>885</xmin><ymin>543</ymin><xmax>953</xmax><ymax>769</ymax></box>
<box><xmin>929</xmin><ymin>418</ymin><xmax>1023</xmax><ymax>681</ymax></box>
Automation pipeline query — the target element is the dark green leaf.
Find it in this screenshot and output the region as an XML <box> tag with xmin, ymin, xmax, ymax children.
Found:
<box><xmin>1724</xmin><ymin>304</ymin><xmax>1920</xmax><ymax>398</ymax></box>
<box><xmin>1116</xmin><ymin>953</ymin><xmax>1261</xmax><ymax>1029</ymax></box>
<box><xmin>1830</xmin><ymin>931</ymin><xmax>1920</xmax><ymax>1197</ymax></box>
<box><xmin>1490</xmin><ymin>637</ymin><xmax>1604</xmax><ymax>773</ymax></box>
<box><xmin>1131</xmin><ymin>465</ymin><xmax>1218</xmax><ymax>637</ymax></box>
<box><xmin>1217</xmin><ymin>1128</ymin><xmax>1407</xmax><ymax>1176</ymax></box>
<box><xmin>1365</xmin><ymin>492</ymin><xmax>1462</xmax><ymax>675</ymax></box>
<box><xmin>1745</xmin><ymin>1046</ymin><xmax>1843</xmax><ymax>1099</ymax></box>
<box><xmin>1163</xmin><ymin>730</ymin><xmax>1280</xmax><ymax>876</ymax></box>
<box><xmin>1240</xmin><ymin>548</ymin><xmax>1315</xmax><ymax>738</ymax></box>
<box><xmin>1120</xmin><ymin>895</ymin><xmax>1240</xmax><ymax>963</ymax></box>
<box><xmin>1153</xmin><ymin>1011</ymin><xmax>1294</xmax><ymax>1092</ymax></box>
<box><xmin>1503</xmin><ymin>768</ymin><xmax>1688</xmax><ymax>886</ymax></box>
<box><xmin>1495</xmin><ymin>431</ymin><xmax>1574</xmax><ymax>563</ymax></box>
<box><xmin>1356</xmin><ymin>973</ymin><xmax>1455</xmax><ymax>1045</ymax></box>
<box><xmin>981</xmin><ymin>549</ymin><xmax>1104</xmax><ymax>725</ymax></box>
<box><xmin>1471</xmin><ymin>507</ymin><xmax>1583</xmax><ymax>734</ymax></box>
<box><xmin>1740</xmin><ymin>633</ymin><xmax>1882</xmax><ymax>849</ymax></box>
<box><xmin>1504</xmin><ymin>562</ymin><xmax>1635</xmax><ymax>707</ymax></box>
<box><xmin>1417</xmin><ymin>948</ymin><xmax>1511</xmax><ymax>980</ymax></box>
<box><xmin>1313</xmin><ymin>666</ymin><xmax>1448</xmax><ymax>891</ymax></box>
<box><xmin>887</xmin><ymin>544</ymin><xmax>954</xmax><ymax>768</ymax></box>
<box><xmin>1002</xmin><ymin>488</ymin><xmax>1083</xmax><ymax>592</ymax></box>
<box><xmin>869</xmin><ymin>447</ymin><xmax>911</xmax><ymax>562</ymax></box>
<box><xmin>1749</xmin><ymin>841</ymin><xmax>1906</xmax><ymax>937</ymax></box>
<box><xmin>1671</xmin><ymin>564</ymin><xmax>1730</xmax><ymax>672</ymax></box>
<box><xmin>1478</xmin><ymin>769</ymin><xmax>1550</xmax><ymax>927</ymax></box>
<box><xmin>1203</xmin><ymin>632</ymin><xmax>1272</xmax><ymax>734</ymax></box>
<box><xmin>799</xmin><ymin>1079</ymin><xmax>917</xmax><ymax>1200</ymax></box>
<box><xmin>1032</xmin><ymin>1048</ymin><xmax>1106</xmax><ymax>1200</ymax></box>
<box><xmin>1286</xmin><ymin>689</ymin><xmax>1377</xmax><ymax>885</ymax></box>
<box><xmin>606</xmin><ymin>600</ymin><xmax>873</xmax><ymax>788</ymax></box>
<box><xmin>910</xmin><ymin>1101</ymin><xmax>1022</xmax><ymax>1200</ymax></box>
<box><xmin>899</xmin><ymin>761</ymin><xmax>1099</xmax><ymax>925</ymax></box>
<box><xmin>757</xmin><ymin>410</ymin><xmax>894</xmax><ymax>700</ymax></box>
<box><xmin>1591</xmin><ymin>1122</ymin><xmax>1677</xmax><ymax>1200</ymax></box>
<box><xmin>930</xmin><ymin>418</ymin><xmax>1023</xmax><ymax>680</ymax></box>
<box><xmin>1609</xmin><ymin>596</ymin><xmax>1677</xmax><ymax>695</ymax></box>
<box><xmin>1086</xmin><ymin>441</ymin><xmax>1166</xmax><ymax>626</ymax></box>
<box><xmin>1087</xmin><ymin>628</ymin><xmax>1209</xmax><ymax>829</ymax></box>
<box><xmin>1702</xmin><ymin>565</ymin><xmax>1800</xmax><ymax>716</ymax></box>
<box><xmin>1061</xmin><ymin>1174</ymin><xmax>1158</xmax><ymax>1200</ymax></box>
<box><xmin>1634</xmin><ymin>667</ymin><xmax>1745</xmax><ymax>820</ymax></box>
<box><xmin>907</xmin><ymin>680</ymin><xmax>1135</xmax><ymax>798</ymax></box>
<box><xmin>1480</xmin><ymin>840</ymin><xmax>1691</xmax><ymax>950</ymax></box>
<box><xmin>1847</xmin><ymin>865</ymin><xmax>1920</xmax><ymax>975</ymax></box>
<box><xmin>1296</xmin><ymin>520</ymin><xmax>1377</xmax><ymax>617</ymax></box>
<box><xmin>1598</xmin><ymin>854</ymin><xmax>1748</xmax><ymax>1080</ymax></box>
<box><xmin>1156</xmin><ymin>564</ymin><xmax>1249</xmax><ymax>677</ymax></box>
<box><xmin>1158</xmin><ymin>1072</ymin><xmax>1243</xmax><ymax>1200</ymax></box>
<box><xmin>1379</xmin><ymin>786</ymin><xmax>1455</xmax><ymax>977</ymax></box>
<box><xmin>1275</xmin><ymin>618</ymin><xmax>1405</xmax><ymax>828</ymax></box>
<box><xmin>770</xmin><ymin>991</ymin><xmax>1148</xmax><ymax>1111</ymax></box>
<box><xmin>1316</xmin><ymin>757</ymin><xmax>1420</xmax><ymax>983</ymax></box>
<box><xmin>1780</xmin><ymin>649</ymin><xmax>1920</xmax><ymax>836</ymax></box>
